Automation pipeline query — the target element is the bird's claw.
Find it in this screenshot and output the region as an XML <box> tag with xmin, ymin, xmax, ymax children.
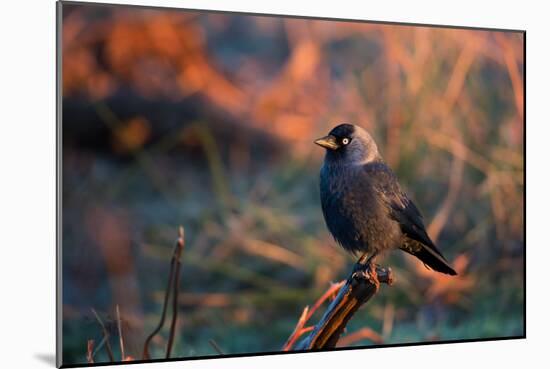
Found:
<box><xmin>368</xmin><ymin>262</ymin><xmax>380</xmax><ymax>292</ymax></box>
<box><xmin>351</xmin><ymin>262</ymin><xmax>380</xmax><ymax>291</ymax></box>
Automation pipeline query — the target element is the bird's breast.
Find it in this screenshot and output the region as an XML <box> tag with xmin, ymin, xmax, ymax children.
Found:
<box><xmin>319</xmin><ymin>164</ymin><xmax>401</xmax><ymax>254</ymax></box>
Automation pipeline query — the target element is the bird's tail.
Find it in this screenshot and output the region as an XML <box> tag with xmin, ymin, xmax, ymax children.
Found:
<box><xmin>404</xmin><ymin>243</ymin><xmax>457</xmax><ymax>276</ymax></box>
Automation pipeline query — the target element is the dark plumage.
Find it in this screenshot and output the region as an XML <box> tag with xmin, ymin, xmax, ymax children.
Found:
<box><xmin>315</xmin><ymin>123</ymin><xmax>457</xmax><ymax>276</ymax></box>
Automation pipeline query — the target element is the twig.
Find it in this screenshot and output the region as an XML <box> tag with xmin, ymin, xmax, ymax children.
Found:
<box><xmin>305</xmin><ymin>281</ymin><xmax>345</xmax><ymax>322</ymax></box>
<box><xmin>142</xmin><ymin>257</ymin><xmax>176</xmax><ymax>359</ymax></box>
<box><xmin>116</xmin><ymin>304</ymin><xmax>125</xmax><ymax>361</ymax></box>
<box><xmin>87</xmin><ymin>340</ymin><xmax>95</xmax><ymax>363</ymax></box>
<box><xmin>295</xmin><ymin>264</ymin><xmax>393</xmax><ymax>350</ymax></box>
<box><xmin>282</xmin><ymin>306</ymin><xmax>310</xmax><ymax>351</ymax></box>
<box><xmin>283</xmin><ymin>326</ymin><xmax>314</xmax><ymax>351</ymax></box>
<box><xmin>91</xmin><ymin>308</ymin><xmax>115</xmax><ymax>361</ymax></box>
<box><xmin>283</xmin><ymin>280</ymin><xmax>345</xmax><ymax>351</ymax></box>
<box><xmin>166</xmin><ymin>226</ymin><xmax>185</xmax><ymax>358</ymax></box>
<box><xmin>283</xmin><ymin>280</ymin><xmax>348</xmax><ymax>351</ymax></box>
<box><xmin>208</xmin><ymin>339</ymin><xmax>225</xmax><ymax>355</ymax></box>
<box><xmin>91</xmin><ymin>334</ymin><xmax>109</xmax><ymax>358</ymax></box>
<box><xmin>142</xmin><ymin>226</ymin><xmax>185</xmax><ymax>360</ymax></box>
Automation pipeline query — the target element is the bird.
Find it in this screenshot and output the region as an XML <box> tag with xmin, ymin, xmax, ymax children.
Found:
<box><xmin>314</xmin><ymin>123</ymin><xmax>457</xmax><ymax>281</ymax></box>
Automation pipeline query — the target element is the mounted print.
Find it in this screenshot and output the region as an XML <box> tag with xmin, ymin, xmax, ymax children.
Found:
<box><xmin>57</xmin><ymin>1</ymin><xmax>525</xmax><ymax>367</ymax></box>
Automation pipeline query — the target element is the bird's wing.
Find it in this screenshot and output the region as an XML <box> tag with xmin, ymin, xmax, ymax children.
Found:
<box><xmin>362</xmin><ymin>162</ymin><xmax>456</xmax><ymax>275</ymax></box>
<box><xmin>364</xmin><ymin>162</ymin><xmax>440</xmax><ymax>252</ymax></box>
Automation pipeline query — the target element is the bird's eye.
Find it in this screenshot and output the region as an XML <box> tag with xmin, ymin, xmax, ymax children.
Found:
<box><xmin>342</xmin><ymin>138</ymin><xmax>350</xmax><ymax>145</ymax></box>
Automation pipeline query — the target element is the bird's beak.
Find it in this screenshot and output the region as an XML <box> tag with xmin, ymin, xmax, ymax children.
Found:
<box><xmin>314</xmin><ymin>135</ymin><xmax>339</xmax><ymax>150</ymax></box>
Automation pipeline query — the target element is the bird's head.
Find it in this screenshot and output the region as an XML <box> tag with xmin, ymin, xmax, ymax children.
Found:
<box><xmin>314</xmin><ymin>123</ymin><xmax>380</xmax><ymax>164</ymax></box>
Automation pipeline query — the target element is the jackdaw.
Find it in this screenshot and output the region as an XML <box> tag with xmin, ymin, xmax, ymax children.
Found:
<box><xmin>315</xmin><ymin>123</ymin><xmax>457</xmax><ymax>277</ymax></box>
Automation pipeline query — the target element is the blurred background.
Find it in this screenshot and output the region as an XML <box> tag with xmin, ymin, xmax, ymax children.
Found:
<box><xmin>61</xmin><ymin>2</ymin><xmax>524</xmax><ymax>365</ymax></box>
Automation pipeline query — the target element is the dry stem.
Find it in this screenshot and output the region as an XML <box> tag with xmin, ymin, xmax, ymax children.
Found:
<box><xmin>91</xmin><ymin>308</ymin><xmax>115</xmax><ymax>361</ymax></box>
<box><xmin>143</xmin><ymin>226</ymin><xmax>186</xmax><ymax>360</ymax></box>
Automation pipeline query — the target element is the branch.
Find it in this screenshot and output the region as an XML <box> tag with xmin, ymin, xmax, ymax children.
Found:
<box><xmin>282</xmin><ymin>281</ymin><xmax>344</xmax><ymax>351</ymax></box>
<box><xmin>294</xmin><ymin>265</ymin><xmax>393</xmax><ymax>350</ymax></box>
